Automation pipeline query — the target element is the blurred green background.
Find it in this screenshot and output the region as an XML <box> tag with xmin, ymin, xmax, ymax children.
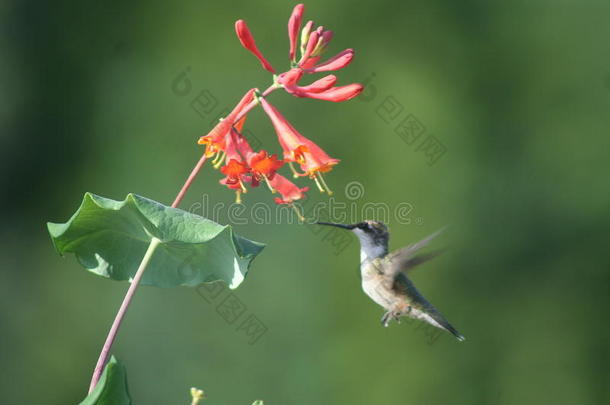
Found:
<box><xmin>1</xmin><ymin>0</ymin><xmax>609</xmax><ymax>404</ymax></box>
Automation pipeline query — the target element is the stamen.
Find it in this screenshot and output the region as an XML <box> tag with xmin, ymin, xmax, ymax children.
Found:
<box><xmin>235</xmin><ymin>190</ymin><xmax>242</xmax><ymax>204</ymax></box>
<box><xmin>313</xmin><ymin>174</ymin><xmax>325</xmax><ymax>193</ymax></box>
<box><xmin>290</xmin><ymin>203</ymin><xmax>305</xmax><ymax>222</ymax></box>
<box><xmin>238</xmin><ymin>179</ymin><xmax>247</xmax><ymax>193</ymax></box>
<box><xmin>263</xmin><ymin>175</ymin><xmax>276</xmax><ymax>193</ymax></box>
<box><xmin>211</xmin><ymin>150</ymin><xmax>221</xmax><ymax>165</ymax></box>
<box><xmin>317</xmin><ymin>172</ymin><xmax>333</xmax><ymax>195</ymax></box>
<box><xmin>212</xmin><ymin>151</ymin><xmax>226</xmax><ymax>169</ymax></box>
<box><xmin>288</xmin><ymin>162</ymin><xmax>300</xmax><ymax>179</ymax></box>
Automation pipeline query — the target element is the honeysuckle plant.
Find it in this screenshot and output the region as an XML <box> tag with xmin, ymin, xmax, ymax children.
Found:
<box><xmin>47</xmin><ymin>4</ymin><xmax>362</xmax><ymax>404</ymax></box>
<box><xmin>203</xmin><ymin>3</ymin><xmax>362</xmax><ymax>208</ymax></box>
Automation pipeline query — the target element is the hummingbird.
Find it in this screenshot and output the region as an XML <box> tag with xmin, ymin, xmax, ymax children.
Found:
<box><xmin>317</xmin><ymin>220</ymin><xmax>465</xmax><ymax>341</ymax></box>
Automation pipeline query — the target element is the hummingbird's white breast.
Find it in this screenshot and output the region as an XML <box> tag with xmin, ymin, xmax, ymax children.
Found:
<box><xmin>360</xmin><ymin>258</ymin><xmax>398</xmax><ymax>310</ymax></box>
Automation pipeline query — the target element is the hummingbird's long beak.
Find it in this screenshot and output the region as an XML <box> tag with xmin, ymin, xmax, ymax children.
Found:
<box><xmin>316</xmin><ymin>221</ymin><xmax>357</xmax><ymax>230</ymax></box>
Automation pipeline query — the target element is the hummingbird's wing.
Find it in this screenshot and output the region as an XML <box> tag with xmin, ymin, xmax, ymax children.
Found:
<box><xmin>384</xmin><ymin>227</ymin><xmax>446</xmax><ymax>278</ymax></box>
<box><xmin>392</xmin><ymin>272</ymin><xmax>465</xmax><ymax>341</ymax></box>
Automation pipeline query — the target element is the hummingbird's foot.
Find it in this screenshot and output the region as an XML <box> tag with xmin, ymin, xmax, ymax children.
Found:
<box><xmin>381</xmin><ymin>311</ymin><xmax>392</xmax><ymax>327</ymax></box>
<box><xmin>392</xmin><ymin>310</ymin><xmax>402</xmax><ymax>324</ymax></box>
<box><xmin>381</xmin><ymin>310</ymin><xmax>402</xmax><ymax>327</ymax></box>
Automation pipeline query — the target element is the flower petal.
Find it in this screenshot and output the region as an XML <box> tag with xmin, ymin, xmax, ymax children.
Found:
<box><xmin>248</xmin><ymin>150</ymin><xmax>284</xmax><ymax>178</ymax></box>
<box><xmin>220</xmin><ymin>158</ymin><xmax>249</xmax><ymax>178</ymax></box>
<box><xmin>269</xmin><ymin>174</ymin><xmax>308</xmax><ymax>204</ymax></box>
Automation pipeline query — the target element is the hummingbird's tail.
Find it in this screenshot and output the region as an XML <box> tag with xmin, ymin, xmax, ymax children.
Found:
<box><xmin>418</xmin><ymin>308</ymin><xmax>465</xmax><ymax>342</ymax></box>
<box><xmin>436</xmin><ymin>317</ymin><xmax>465</xmax><ymax>342</ymax></box>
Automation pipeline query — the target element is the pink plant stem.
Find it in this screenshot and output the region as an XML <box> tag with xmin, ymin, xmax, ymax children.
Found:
<box><xmin>87</xmin><ymin>83</ymin><xmax>277</xmax><ymax>394</ymax></box>
<box><xmin>88</xmin><ymin>237</ymin><xmax>161</xmax><ymax>393</ymax></box>
<box><xmin>171</xmin><ymin>153</ymin><xmax>208</xmax><ymax>208</ymax></box>
<box><xmin>88</xmin><ymin>155</ymin><xmax>209</xmax><ymax>393</ymax></box>
<box><xmin>233</xmin><ymin>84</ymin><xmax>278</xmax><ymax>124</ymax></box>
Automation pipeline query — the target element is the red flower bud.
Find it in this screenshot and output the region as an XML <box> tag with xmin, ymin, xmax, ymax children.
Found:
<box><xmin>288</xmin><ymin>4</ymin><xmax>305</xmax><ymax>61</ymax></box>
<box><xmin>300</xmin><ymin>83</ymin><xmax>363</xmax><ymax>102</ymax></box>
<box><xmin>235</xmin><ymin>20</ymin><xmax>276</xmax><ymax>73</ymax></box>
<box><xmin>298</xmin><ymin>29</ymin><xmax>319</xmax><ymax>67</ymax></box>
<box><xmin>296</xmin><ymin>75</ymin><xmax>337</xmax><ymax>93</ymax></box>
<box><xmin>305</xmin><ymin>49</ymin><xmax>354</xmax><ymax>73</ymax></box>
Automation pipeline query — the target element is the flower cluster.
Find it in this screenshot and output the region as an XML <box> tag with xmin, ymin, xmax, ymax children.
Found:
<box><xmin>198</xmin><ymin>4</ymin><xmax>362</xmax><ymax>216</ymax></box>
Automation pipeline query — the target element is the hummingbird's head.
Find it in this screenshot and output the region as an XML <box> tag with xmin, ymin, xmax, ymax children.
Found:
<box><xmin>316</xmin><ymin>220</ymin><xmax>389</xmax><ymax>258</ymax></box>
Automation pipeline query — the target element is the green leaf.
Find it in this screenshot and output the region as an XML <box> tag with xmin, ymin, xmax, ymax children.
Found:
<box><xmin>47</xmin><ymin>193</ymin><xmax>265</xmax><ymax>288</ymax></box>
<box><xmin>80</xmin><ymin>356</ymin><xmax>131</xmax><ymax>405</ymax></box>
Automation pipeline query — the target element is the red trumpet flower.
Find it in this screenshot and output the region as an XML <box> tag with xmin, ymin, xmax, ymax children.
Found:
<box><xmin>218</xmin><ymin>128</ymin><xmax>286</xmax><ymax>203</ymax></box>
<box><xmin>260</xmin><ymin>98</ymin><xmax>338</xmax><ymax>194</ymax></box>
<box><xmin>198</xmin><ymin>89</ymin><xmax>255</xmax><ymax>158</ymax></box>
<box><xmin>198</xmin><ymin>4</ymin><xmax>364</xmax><ymax>208</ymax></box>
